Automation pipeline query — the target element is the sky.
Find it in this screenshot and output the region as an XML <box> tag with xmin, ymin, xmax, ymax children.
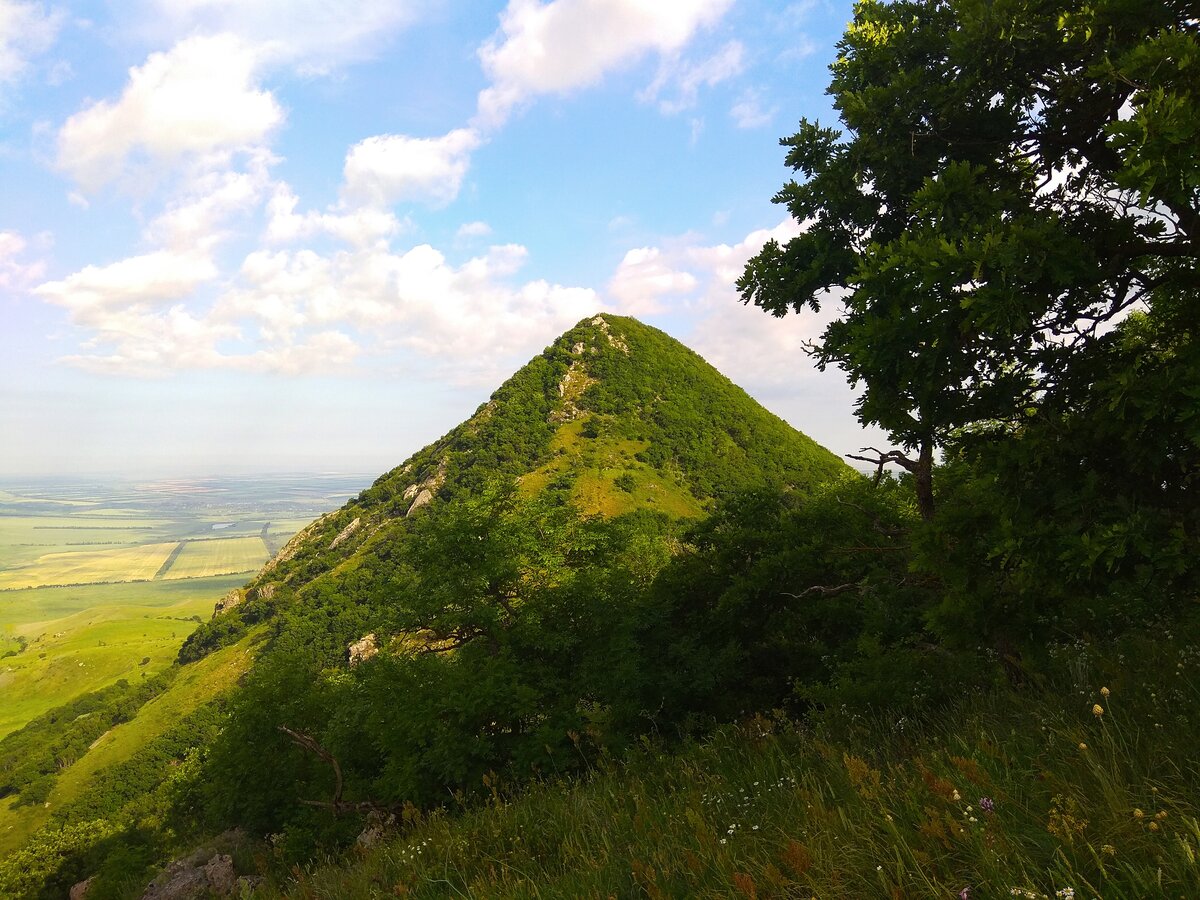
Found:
<box><xmin>0</xmin><ymin>0</ymin><xmax>887</xmax><ymax>478</ymax></box>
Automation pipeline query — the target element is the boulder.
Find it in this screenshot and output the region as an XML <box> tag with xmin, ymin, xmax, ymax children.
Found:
<box><xmin>348</xmin><ymin>633</ymin><xmax>380</xmax><ymax>666</ymax></box>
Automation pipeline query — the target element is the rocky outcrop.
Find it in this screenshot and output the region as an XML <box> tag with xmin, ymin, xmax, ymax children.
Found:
<box><xmin>212</xmin><ymin>590</ymin><xmax>243</xmax><ymax>617</ymax></box>
<box><xmin>328</xmin><ymin>516</ymin><xmax>361</xmax><ymax>549</ymax></box>
<box><xmin>259</xmin><ymin>511</ymin><xmax>336</xmax><ymax>577</ymax></box>
<box><xmin>590</xmin><ymin>314</ymin><xmax>629</xmax><ymax>354</ymax></box>
<box><xmin>348</xmin><ymin>633</ymin><xmax>380</xmax><ymax>666</ymax></box>
<box><xmin>70</xmin><ymin>876</ymin><xmax>94</xmax><ymax>900</ymax></box>
<box><xmin>254</xmin><ymin>583</ymin><xmax>276</xmax><ymax>602</ymax></box>
<box><xmin>405</xmin><ymin>457</ymin><xmax>449</xmax><ymax>517</ymax></box>
<box><xmin>142</xmin><ymin>854</ymin><xmax>232</xmax><ymax>900</ymax></box>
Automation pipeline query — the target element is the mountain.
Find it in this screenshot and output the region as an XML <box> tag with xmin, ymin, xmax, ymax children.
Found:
<box><xmin>0</xmin><ymin>314</ymin><xmax>852</xmax><ymax>897</ymax></box>
<box><xmin>179</xmin><ymin>313</ymin><xmax>845</xmax><ymax>662</ymax></box>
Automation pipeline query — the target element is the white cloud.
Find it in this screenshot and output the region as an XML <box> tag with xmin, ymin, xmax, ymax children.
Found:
<box><xmin>55</xmin><ymin>34</ymin><xmax>283</xmax><ymax>191</ymax></box>
<box><xmin>145</xmin><ymin>150</ymin><xmax>276</xmax><ymax>252</ymax></box>
<box><xmin>641</xmin><ymin>40</ymin><xmax>744</xmax><ymax>114</ymax></box>
<box><xmin>0</xmin><ymin>0</ymin><xmax>62</xmax><ymax>86</ymax></box>
<box><xmin>608</xmin><ymin>246</ymin><xmax>698</xmax><ymax>314</ymax></box>
<box><xmin>342</xmin><ymin>128</ymin><xmax>481</xmax><ymax>208</ymax></box>
<box><xmin>131</xmin><ymin>0</ymin><xmax>427</xmax><ymax>74</ymax></box>
<box><xmin>35</xmin><ymin>250</ymin><xmax>218</xmax><ymax>324</ymax></box>
<box><xmin>0</xmin><ymin>230</ymin><xmax>45</xmax><ymax>289</ymax></box>
<box><xmin>476</xmin><ymin>0</ymin><xmax>734</xmax><ymax>128</ymax></box>
<box><xmin>265</xmin><ymin>184</ymin><xmax>404</xmax><ymax>247</ymax></box>
<box><xmin>730</xmin><ymin>87</ymin><xmax>776</xmax><ymax>129</ymax></box>
<box><xmin>456</xmin><ymin>221</ymin><xmax>493</xmax><ymax>239</ymax></box>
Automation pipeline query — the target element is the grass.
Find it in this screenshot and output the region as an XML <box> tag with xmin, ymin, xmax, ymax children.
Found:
<box><xmin>264</xmin><ymin>633</ymin><xmax>1200</xmax><ymax>900</ymax></box>
<box><xmin>161</xmin><ymin>536</ymin><xmax>270</xmax><ymax>580</ymax></box>
<box><xmin>520</xmin><ymin>418</ymin><xmax>705</xmax><ymax>520</ymax></box>
<box><xmin>0</xmin><ymin>574</ymin><xmax>248</xmax><ymax>738</ymax></box>
<box><xmin>0</xmin><ymin>542</ymin><xmax>179</xmax><ymax>590</ymax></box>
<box><xmin>0</xmin><ymin>629</ymin><xmax>263</xmax><ymax>854</ymax></box>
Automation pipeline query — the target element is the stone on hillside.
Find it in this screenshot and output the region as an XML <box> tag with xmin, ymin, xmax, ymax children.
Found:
<box><xmin>213</xmin><ymin>590</ymin><xmax>243</xmax><ymax>617</ymax></box>
<box><xmin>329</xmin><ymin>516</ymin><xmax>361</xmax><ymax>549</ymax></box>
<box><xmin>406</xmin><ymin>488</ymin><xmax>434</xmax><ymax>516</ymax></box>
<box><xmin>349</xmin><ymin>633</ymin><xmax>379</xmax><ymax>666</ymax></box>
<box><xmin>203</xmin><ymin>855</ymin><xmax>236</xmax><ymax>895</ymax></box>
<box><xmin>70</xmin><ymin>876</ymin><xmax>94</xmax><ymax>900</ymax></box>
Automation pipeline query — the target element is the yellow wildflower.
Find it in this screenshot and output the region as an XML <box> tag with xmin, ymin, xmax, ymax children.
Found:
<box><xmin>1133</xmin><ymin>808</ymin><xmax>1144</xmax><ymax>819</ymax></box>
<box><xmin>1100</xmin><ymin>686</ymin><xmax>1110</xmax><ymax>698</ymax></box>
<box><xmin>1092</xmin><ymin>704</ymin><xmax>1104</xmax><ymax>717</ymax></box>
<box><xmin>1078</xmin><ymin>742</ymin><xmax>1087</xmax><ymax>750</ymax></box>
<box><xmin>1149</xmin><ymin>821</ymin><xmax>1160</xmax><ymax>832</ymax></box>
<box><xmin>1155</xmin><ymin>810</ymin><xmax>1168</xmax><ymax>821</ymax></box>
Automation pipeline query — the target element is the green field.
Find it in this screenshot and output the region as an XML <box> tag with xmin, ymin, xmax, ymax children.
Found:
<box><xmin>161</xmin><ymin>536</ymin><xmax>270</xmax><ymax>579</ymax></box>
<box><xmin>0</xmin><ymin>475</ymin><xmax>367</xmax><ymax>740</ymax></box>
<box><xmin>0</xmin><ymin>575</ymin><xmax>247</xmax><ymax>738</ymax></box>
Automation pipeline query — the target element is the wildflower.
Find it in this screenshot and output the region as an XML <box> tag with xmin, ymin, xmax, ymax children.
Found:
<box><xmin>1155</xmin><ymin>810</ymin><xmax>1168</xmax><ymax>820</ymax></box>
<box><xmin>1100</xmin><ymin>686</ymin><xmax>1110</xmax><ymax>698</ymax></box>
<box><xmin>959</xmin><ymin>888</ymin><xmax>971</xmax><ymax>900</ymax></box>
<box><xmin>1133</xmin><ymin>808</ymin><xmax>1144</xmax><ymax>819</ymax></box>
<box><xmin>1078</xmin><ymin>742</ymin><xmax>1087</xmax><ymax>750</ymax></box>
<box><xmin>1149</xmin><ymin>821</ymin><xmax>1160</xmax><ymax>832</ymax></box>
<box><xmin>1102</xmin><ymin>844</ymin><xmax>1116</xmax><ymax>856</ymax></box>
<box><xmin>1056</xmin><ymin>890</ymin><xmax>1075</xmax><ymax>900</ymax></box>
<box><xmin>980</xmin><ymin>797</ymin><xmax>995</xmax><ymax>813</ymax></box>
<box><xmin>952</xmin><ymin>789</ymin><xmax>962</xmax><ymax>801</ymax></box>
<box><xmin>1092</xmin><ymin>704</ymin><xmax>1104</xmax><ymax>717</ymax></box>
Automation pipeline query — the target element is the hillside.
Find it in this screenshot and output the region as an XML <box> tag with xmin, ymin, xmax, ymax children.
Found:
<box><xmin>0</xmin><ymin>314</ymin><xmax>853</xmax><ymax>897</ymax></box>
<box><xmin>178</xmin><ymin>313</ymin><xmax>846</xmax><ymax>664</ymax></box>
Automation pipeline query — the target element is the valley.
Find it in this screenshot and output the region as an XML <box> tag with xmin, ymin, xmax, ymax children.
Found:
<box><xmin>0</xmin><ymin>475</ymin><xmax>369</xmax><ymax>738</ymax></box>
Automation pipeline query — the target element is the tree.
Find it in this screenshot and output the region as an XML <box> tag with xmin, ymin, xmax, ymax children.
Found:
<box><xmin>739</xmin><ymin>0</ymin><xmax>1198</xmax><ymax>519</ymax></box>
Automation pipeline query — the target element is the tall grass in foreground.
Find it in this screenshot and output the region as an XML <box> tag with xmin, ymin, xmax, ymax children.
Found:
<box><xmin>265</xmin><ymin>631</ymin><xmax>1199</xmax><ymax>899</ymax></box>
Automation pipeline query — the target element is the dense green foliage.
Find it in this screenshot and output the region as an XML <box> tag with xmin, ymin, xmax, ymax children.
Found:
<box><xmin>740</xmin><ymin>0</ymin><xmax>1199</xmax><ymax>520</ymax></box>
<box><xmin>0</xmin><ymin>674</ymin><xmax>172</xmax><ymax>805</ymax></box>
<box><xmin>271</xmin><ymin>624</ymin><xmax>1200</xmax><ymax>899</ymax></box>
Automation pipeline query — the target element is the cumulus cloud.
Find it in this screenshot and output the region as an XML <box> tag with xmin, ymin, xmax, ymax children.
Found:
<box><xmin>131</xmin><ymin>0</ymin><xmax>427</xmax><ymax>74</ymax></box>
<box><xmin>0</xmin><ymin>230</ymin><xmax>46</xmax><ymax>289</ymax></box>
<box><xmin>35</xmin><ymin>250</ymin><xmax>218</xmax><ymax>323</ymax></box>
<box><xmin>607</xmin><ymin>246</ymin><xmax>698</xmax><ymax>315</ymax></box>
<box><xmin>641</xmin><ymin>40</ymin><xmax>744</xmax><ymax>114</ymax></box>
<box><xmin>265</xmin><ymin>184</ymin><xmax>404</xmax><ymax>247</ymax></box>
<box><xmin>0</xmin><ymin>0</ymin><xmax>62</xmax><ymax>86</ymax></box>
<box><xmin>55</xmin><ymin>34</ymin><xmax>283</xmax><ymax>190</ymax></box>
<box><xmin>37</xmin><ymin>228</ymin><xmax>598</xmax><ymax>382</ymax></box>
<box><xmin>342</xmin><ymin>128</ymin><xmax>481</xmax><ymax>208</ymax></box>
<box><xmin>476</xmin><ymin>0</ymin><xmax>734</xmax><ymax>128</ymax></box>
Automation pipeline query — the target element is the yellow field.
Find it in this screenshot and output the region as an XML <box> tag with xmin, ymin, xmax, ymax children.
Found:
<box><xmin>0</xmin><ymin>542</ymin><xmax>179</xmax><ymax>590</ymax></box>
<box><xmin>161</xmin><ymin>536</ymin><xmax>268</xmax><ymax>580</ymax></box>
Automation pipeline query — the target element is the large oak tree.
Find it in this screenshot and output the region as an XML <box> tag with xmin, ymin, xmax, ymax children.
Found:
<box><xmin>739</xmin><ymin>0</ymin><xmax>1198</xmax><ymax>519</ymax></box>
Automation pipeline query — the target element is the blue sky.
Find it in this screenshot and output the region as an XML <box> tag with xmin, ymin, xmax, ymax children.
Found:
<box><xmin>0</xmin><ymin>0</ymin><xmax>885</xmax><ymax>477</ymax></box>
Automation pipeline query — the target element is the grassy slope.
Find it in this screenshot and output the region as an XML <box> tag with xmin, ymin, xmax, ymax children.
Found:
<box><xmin>0</xmin><ymin>629</ymin><xmax>261</xmax><ymax>853</ymax></box>
<box><xmin>270</xmin><ymin>633</ymin><xmax>1200</xmax><ymax>900</ymax></box>
<box><xmin>0</xmin><ymin>575</ymin><xmax>246</xmax><ymax>738</ymax></box>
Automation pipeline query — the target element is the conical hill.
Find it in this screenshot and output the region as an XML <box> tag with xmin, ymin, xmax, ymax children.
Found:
<box><xmin>180</xmin><ymin>313</ymin><xmax>845</xmax><ymax>660</ymax></box>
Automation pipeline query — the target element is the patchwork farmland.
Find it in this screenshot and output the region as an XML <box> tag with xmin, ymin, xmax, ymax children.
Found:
<box><xmin>0</xmin><ymin>474</ymin><xmax>368</xmax><ymax>737</ymax></box>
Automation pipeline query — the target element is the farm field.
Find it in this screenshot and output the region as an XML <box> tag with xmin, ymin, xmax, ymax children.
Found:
<box><xmin>0</xmin><ymin>474</ymin><xmax>368</xmax><ymax>738</ymax></box>
<box><xmin>0</xmin><ymin>541</ymin><xmax>179</xmax><ymax>590</ymax></box>
<box><xmin>161</xmin><ymin>536</ymin><xmax>270</xmax><ymax>580</ymax></box>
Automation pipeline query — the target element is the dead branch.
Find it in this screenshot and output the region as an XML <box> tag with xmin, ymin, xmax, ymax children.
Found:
<box><xmin>780</xmin><ymin>583</ymin><xmax>861</xmax><ymax>600</ymax></box>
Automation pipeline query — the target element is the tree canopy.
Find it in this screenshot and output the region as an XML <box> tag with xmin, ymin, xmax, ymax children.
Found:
<box><xmin>739</xmin><ymin>0</ymin><xmax>1199</xmax><ymax>518</ymax></box>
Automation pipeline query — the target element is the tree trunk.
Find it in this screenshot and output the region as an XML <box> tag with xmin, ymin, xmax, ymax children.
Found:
<box><xmin>914</xmin><ymin>440</ymin><xmax>934</xmax><ymax>521</ymax></box>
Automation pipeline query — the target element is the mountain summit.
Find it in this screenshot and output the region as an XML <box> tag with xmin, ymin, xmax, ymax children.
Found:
<box><xmin>217</xmin><ymin>314</ymin><xmax>842</xmax><ymax>605</ymax></box>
